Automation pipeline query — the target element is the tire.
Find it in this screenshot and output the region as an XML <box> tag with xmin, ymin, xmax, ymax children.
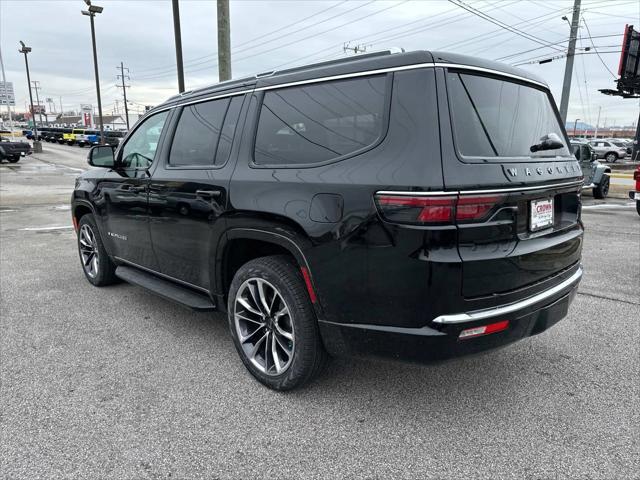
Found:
<box><xmin>636</xmin><ymin>201</ymin><xmax>640</xmax><ymax>216</ymax></box>
<box><xmin>593</xmin><ymin>175</ymin><xmax>610</xmax><ymax>199</ymax></box>
<box><xmin>227</xmin><ymin>255</ymin><xmax>328</xmax><ymax>391</ymax></box>
<box><xmin>77</xmin><ymin>214</ymin><xmax>118</xmax><ymax>286</ymax></box>
<box><xmin>8</xmin><ymin>155</ymin><xmax>20</xmax><ymax>163</ymax></box>
<box><xmin>605</xmin><ymin>152</ymin><xmax>617</xmax><ymax>163</ymax></box>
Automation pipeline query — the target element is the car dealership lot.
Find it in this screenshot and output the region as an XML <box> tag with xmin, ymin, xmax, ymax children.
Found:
<box><xmin>1</xmin><ymin>149</ymin><xmax>638</xmax><ymax>478</ymax></box>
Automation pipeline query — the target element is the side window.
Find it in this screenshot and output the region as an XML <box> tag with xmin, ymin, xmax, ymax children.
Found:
<box><xmin>254</xmin><ymin>75</ymin><xmax>386</xmax><ymax>166</ymax></box>
<box><xmin>169</xmin><ymin>98</ymin><xmax>229</xmax><ymax>166</ymax></box>
<box><xmin>214</xmin><ymin>96</ymin><xmax>243</xmax><ymax>166</ymax></box>
<box><xmin>121</xmin><ymin>111</ymin><xmax>169</xmax><ymax>169</ymax></box>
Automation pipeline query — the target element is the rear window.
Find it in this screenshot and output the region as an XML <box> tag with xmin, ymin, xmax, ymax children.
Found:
<box><xmin>254</xmin><ymin>75</ymin><xmax>386</xmax><ymax>166</ymax></box>
<box><xmin>447</xmin><ymin>72</ymin><xmax>570</xmax><ymax>159</ymax></box>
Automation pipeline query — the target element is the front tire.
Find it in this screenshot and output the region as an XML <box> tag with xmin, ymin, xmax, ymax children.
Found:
<box><xmin>77</xmin><ymin>214</ymin><xmax>118</xmax><ymax>286</ymax></box>
<box><xmin>636</xmin><ymin>201</ymin><xmax>640</xmax><ymax>216</ymax></box>
<box><xmin>593</xmin><ymin>176</ymin><xmax>610</xmax><ymax>199</ymax></box>
<box><xmin>605</xmin><ymin>152</ymin><xmax>617</xmax><ymax>163</ymax></box>
<box><xmin>227</xmin><ymin>255</ymin><xmax>327</xmax><ymax>391</ymax></box>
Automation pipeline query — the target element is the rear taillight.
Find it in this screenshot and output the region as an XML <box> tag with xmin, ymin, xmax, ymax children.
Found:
<box><xmin>459</xmin><ymin>320</ymin><xmax>510</xmax><ymax>339</ymax></box>
<box><xmin>375</xmin><ymin>193</ymin><xmax>504</xmax><ymax>225</ymax></box>
<box><xmin>634</xmin><ymin>169</ymin><xmax>640</xmax><ymax>181</ymax></box>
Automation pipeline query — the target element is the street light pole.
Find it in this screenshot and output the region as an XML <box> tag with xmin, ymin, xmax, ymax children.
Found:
<box><xmin>573</xmin><ymin>118</ymin><xmax>580</xmax><ymax>137</ymax></box>
<box><xmin>18</xmin><ymin>41</ymin><xmax>42</xmax><ymax>153</ymax></box>
<box><xmin>82</xmin><ymin>1</ymin><xmax>105</xmax><ymax>144</ymax></box>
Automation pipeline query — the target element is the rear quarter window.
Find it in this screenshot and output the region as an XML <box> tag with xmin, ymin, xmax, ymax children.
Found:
<box><xmin>447</xmin><ymin>71</ymin><xmax>570</xmax><ymax>159</ymax></box>
<box><xmin>253</xmin><ymin>75</ymin><xmax>387</xmax><ymax>166</ymax></box>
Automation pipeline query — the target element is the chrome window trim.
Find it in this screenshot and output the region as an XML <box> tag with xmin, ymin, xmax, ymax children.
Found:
<box><xmin>376</xmin><ymin>180</ymin><xmax>584</xmax><ymax>197</ymax></box>
<box><xmin>432</xmin><ymin>267</ymin><xmax>583</xmax><ymax>324</ymax></box>
<box><xmin>161</xmin><ymin>62</ymin><xmax>547</xmax><ymax>113</ymax></box>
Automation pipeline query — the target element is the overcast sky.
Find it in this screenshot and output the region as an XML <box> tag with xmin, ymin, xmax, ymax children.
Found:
<box><xmin>1</xmin><ymin>0</ymin><xmax>638</xmax><ymax>127</ymax></box>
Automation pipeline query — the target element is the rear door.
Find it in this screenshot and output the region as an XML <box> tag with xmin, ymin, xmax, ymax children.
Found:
<box><xmin>438</xmin><ymin>67</ymin><xmax>583</xmax><ymax>298</ymax></box>
<box><xmin>148</xmin><ymin>94</ymin><xmax>246</xmax><ymax>290</ymax></box>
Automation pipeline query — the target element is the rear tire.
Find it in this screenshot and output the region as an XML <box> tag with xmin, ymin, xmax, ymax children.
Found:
<box><xmin>227</xmin><ymin>255</ymin><xmax>327</xmax><ymax>391</ymax></box>
<box><xmin>77</xmin><ymin>214</ymin><xmax>118</xmax><ymax>286</ymax></box>
<box><xmin>605</xmin><ymin>152</ymin><xmax>617</xmax><ymax>163</ymax></box>
<box><xmin>8</xmin><ymin>155</ymin><xmax>20</xmax><ymax>163</ymax></box>
<box><xmin>636</xmin><ymin>201</ymin><xmax>640</xmax><ymax>216</ymax></box>
<box><xmin>593</xmin><ymin>176</ymin><xmax>610</xmax><ymax>199</ymax></box>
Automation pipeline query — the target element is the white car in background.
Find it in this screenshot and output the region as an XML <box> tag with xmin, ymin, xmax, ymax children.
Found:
<box><xmin>588</xmin><ymin>140</ymin><xmax>628</xmax><ymax>163</ymax></box>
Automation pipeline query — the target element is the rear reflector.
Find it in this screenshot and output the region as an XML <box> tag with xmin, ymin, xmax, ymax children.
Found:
<box><xmin>72</xmin><ymin>215</ymin><xmax>79</xmax><ymax>232</ymax></box>
<box><xmin>459</xmin><ymin>320</ymin><xmax>510</xmax><ymax>339</ymax></box>
<box><xmin>300</xmin><ymin>266</ymin><xmax>317</xmax><ymax>304</ymax></box>
<box><xmin>375</xmin><ymin>193</ymin><xmax>504</xmax><ymax>225</ymax></box>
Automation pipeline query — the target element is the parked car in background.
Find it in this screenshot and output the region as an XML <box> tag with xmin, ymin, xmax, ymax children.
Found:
<box><xmin>0</xmin><ymin>137</ymin><xmax>33</xmax><ymax>163</ymax></box>
<box><xmin>72</xmin><ymin>50</ymin><xmax>584</xmax><ymax>390</ymax></box>
<box><xmin>571</xmin><ymin>141</ymin><xmax>610</xmax><ymax>199</ymax></box>
<box><xmin>605</xmin><ymin>139</ymin><xmax>632</xmax><ymax>156</ymax></box>
<box><xmin>77</xmin><ymin>129</ymin><xmax>99</xmax><ymax>147</ymax></box>
<box><xmin>630</xmin><ymin>165</ymin><xmax>640</xmax><ymax>216</ymax></box>
<box><xmin>589</xmin><ymin>140</ymin><xmax>628</xmax><ymax>163</ymax></box>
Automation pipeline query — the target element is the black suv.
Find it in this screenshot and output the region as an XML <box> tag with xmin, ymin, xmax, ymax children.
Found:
<box><xmin>72</xmin><ymin>50</ymin><xmax>584</xmax><ymax>390</ymax></box>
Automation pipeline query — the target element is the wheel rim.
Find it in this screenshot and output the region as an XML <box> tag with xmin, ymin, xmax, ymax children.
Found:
<box><xmin>79</xmin><ymin>224</ymin><xmax>99</xmax><ymax>278</ymax></box>
<box><xmin>602</xmin><ymin>179</ymin><xmax>609</xmax><ymax>196</ymax></box>
<box><xmin>606</xmin><ymin>154</ymin><xmax>615</xmax><ymax>162</ymax></box>
<box><xmin>234</xmin><ymin>278</ymin><xmax>294</xmax><ymax>376</ymax></box>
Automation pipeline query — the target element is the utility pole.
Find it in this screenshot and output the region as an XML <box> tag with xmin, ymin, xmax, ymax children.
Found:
<box><xmin>59</xmin><ymin>96</ymin><xmax>63</xmax><ymax>115</ymax></box>
<box><xmin>172</xmin><ymin>0</ymin><xmax>185</xmax><ymax>92</ymax></box>
<box><xmin>82</xmin><ymin>1</ymin><xmax>105</xmax><ymax>144</ymax></box>
<box><xmin>559</xmin><ymin>0</ymin><xmax>581</xmax><ymax>124</ymax></box>
<box><xmin>116</xmin><ymin>61</ymin><xmax>130</xmax><ymax>129</ymax></box>
<box><xmin>31</xmin><ymin>81</ymin><xmax>44</xmax><ymax>127</ymax></box>
<box><xmin>217</xmin><ymin>0</ymin><xmax>231</xmax><ymax>82</ymax></box>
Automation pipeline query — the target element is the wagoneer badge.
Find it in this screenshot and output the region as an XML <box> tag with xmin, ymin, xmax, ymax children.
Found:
<box><xmin>504</xmin><ymin>162</ymin><xmax>580</xmax><ymax>181</ymax></box>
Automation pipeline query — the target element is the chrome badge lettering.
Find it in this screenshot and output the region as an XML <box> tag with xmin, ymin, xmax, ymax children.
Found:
<box><xmin>108</xmin><ymin>232</ymin><xmax>127</xmax><ymax>241</ymax></box>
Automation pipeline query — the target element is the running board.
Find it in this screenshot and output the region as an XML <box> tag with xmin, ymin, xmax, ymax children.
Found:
<box><xmin>115</xmin><ymin>266</ymin><xmax>216</xmax><ymax>311</ymax></box>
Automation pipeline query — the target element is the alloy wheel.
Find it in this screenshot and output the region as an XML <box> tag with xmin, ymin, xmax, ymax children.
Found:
<box><xmin>79</xmin><ymin>224</ymin><xmax>99</xmax><ymax>278</ymax></box>
<box><xmin>234</xmin><ymin>278</ymin><xmax>295</xmax><ymax>376</ymax></box>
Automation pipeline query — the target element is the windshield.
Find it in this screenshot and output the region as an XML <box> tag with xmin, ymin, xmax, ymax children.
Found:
<box><xmin>447</xmin><ymin>71</ymin><xmax>570</xmax><ymax>159</ymax></box>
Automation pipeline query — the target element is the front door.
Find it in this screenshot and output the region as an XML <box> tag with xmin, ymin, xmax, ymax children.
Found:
<box><xmin>98</xmin><ymin>110</ymin><xmax>171</xmax><ymax>270</ymax></box>
<box><xmin>148</xmin><ymin>95</ymin><xmax>245</xmax><ymax>290</ymax></box>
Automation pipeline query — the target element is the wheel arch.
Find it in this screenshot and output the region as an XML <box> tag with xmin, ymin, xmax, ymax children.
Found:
<box><xmin>216</xmin><ymin>226</ymin><xmax>319</xmax><ymax>314</ymax></box>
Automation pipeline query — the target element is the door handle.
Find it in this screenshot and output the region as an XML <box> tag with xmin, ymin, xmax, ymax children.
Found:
<box><xmin>196</xmin><ymin>190</ymin><xmax>222</xmax><ymax>199</ymax></box>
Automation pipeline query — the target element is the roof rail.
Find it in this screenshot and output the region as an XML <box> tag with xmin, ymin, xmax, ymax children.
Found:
<box><xmin>273</xmin><ymin>49</ymin><xmax>399</xmax><ymax>77</ymax></box>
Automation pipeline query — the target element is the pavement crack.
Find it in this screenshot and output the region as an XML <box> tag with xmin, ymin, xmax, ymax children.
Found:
<box><xmin>577</xmin><ymin>290</ymin><xmax>640</xmax><ymax>306</ymax></box>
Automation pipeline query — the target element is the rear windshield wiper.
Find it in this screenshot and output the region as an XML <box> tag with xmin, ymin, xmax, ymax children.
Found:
<box><xmin>530</xmin><ymin>133</ymin><xmax>564</xmax><ymax>153</ymax></box>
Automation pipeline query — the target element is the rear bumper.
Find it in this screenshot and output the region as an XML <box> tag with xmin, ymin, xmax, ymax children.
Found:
<box><xmin>318</xmin><ymin>266</ymin><xmax>582</xmax><ymax>363</ymax></box>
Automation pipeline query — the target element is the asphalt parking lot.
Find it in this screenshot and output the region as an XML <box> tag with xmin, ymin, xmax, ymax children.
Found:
<box><xmin>1</xmin><ymin>143</ymin><xmax>639</xmax><ymax>479</ymax></box>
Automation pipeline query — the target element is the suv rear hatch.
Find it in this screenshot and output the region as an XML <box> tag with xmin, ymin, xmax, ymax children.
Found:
<box><xmin>439</xmin><ymin>66</ymin><xmax>583</xmax><ymax>298</ymax></box>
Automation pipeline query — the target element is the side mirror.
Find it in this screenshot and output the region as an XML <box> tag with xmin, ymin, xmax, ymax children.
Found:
<box><xmin>87</xmin><ymin>145</ymin><xmax>115</xmax><ymax>168</ymax></box>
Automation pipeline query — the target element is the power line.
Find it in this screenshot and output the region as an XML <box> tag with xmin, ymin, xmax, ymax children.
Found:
<box><xmin>581</xmin><ymin>17</ymin><xmax>617</xmax><ymax>78</ymax></box>
<box><xmin>447</xmin><ymin>0</ymin><xmax>565</xmax><ymax>52</ymax></box>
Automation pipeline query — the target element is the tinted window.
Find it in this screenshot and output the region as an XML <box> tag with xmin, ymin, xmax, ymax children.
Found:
<box><xmin>214</xmin><ymin>96</ymin><xmax>243</xmax><ymax>166</ymax></box>
<box><xmin>121</xmin><ymin>111</ymin><xmax>169</xmax><ymax>169</ymax></box>
<box><xmin>254</xmin><ymin>75</ymin><xmax>386</xmax><ymax>165</ymax></box>
<box><xmin>448</xmin><ymin>72</ymin><xmax>570</xmax><ymax>158</ymax></box>
<box><xmin>170</xmin><ymin>98</ymin><xmax>229</xmax><ymax>166</ymax></box>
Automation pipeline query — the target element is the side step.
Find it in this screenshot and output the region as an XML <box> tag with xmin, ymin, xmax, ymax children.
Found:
<box><xmin>115</xmin><ymin>266</ymin><xmax>216</xmax><ymax>311</ymax></box>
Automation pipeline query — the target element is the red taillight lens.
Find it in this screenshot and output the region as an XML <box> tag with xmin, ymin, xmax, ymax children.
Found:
<box><xmin>456</xmin><ymin>195</ymin><xmax>503</xmax><ymax>221</ymax></box>
<box><xmin>375</xmin><ymin>193</ymin><xmax>503</xmax><ymax>225</ymax></box>
<box><xmin>375</xmin><ymin>195</ymin><xmax>456</xmax><ymax>224</ymax></box>
<box><xmin>459</xmin><ymin>320</ymin><xmax>510</xmax><ymax>339</ymax></box>
<box><xmin>633</xmin><ymin>169</ymin><xmax>640</xmax><ymax>181</ymax></box>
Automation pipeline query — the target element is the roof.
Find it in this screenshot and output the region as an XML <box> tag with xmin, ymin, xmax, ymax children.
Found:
<box><xmin>101</xmin><ymin>115</ymin><xmax>125</xmax><ymax>124</ymax></box>
<box><xmin>151</xmin><ymin>49</ymin><xmax>549</xmax><ymax>114</ymax></box>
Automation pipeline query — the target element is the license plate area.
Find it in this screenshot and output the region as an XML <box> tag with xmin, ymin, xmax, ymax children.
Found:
<box><xmin>529</xmin><ymin>198</ymin><xmax>554</xmax><ymax>232</ymax></box>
